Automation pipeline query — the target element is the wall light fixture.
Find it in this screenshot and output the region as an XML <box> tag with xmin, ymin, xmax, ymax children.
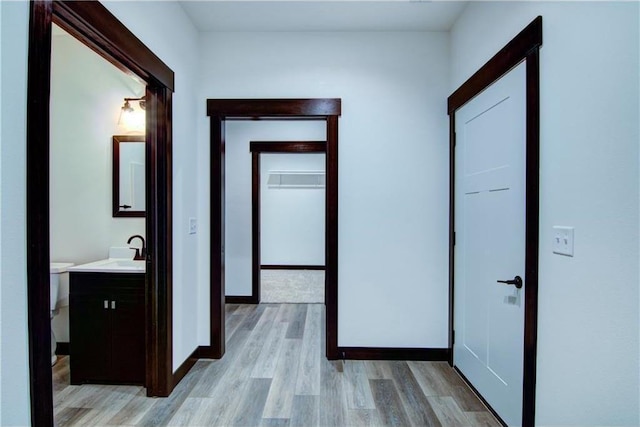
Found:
<box><xmin>118</xmin><ymin>96</ymin><xmax>146</xmax><ymax>132</ymax></box>
<box><xmin>121</xmin><ymin>96</ymin><xmax>146</xmax><ymax>112</ymax></box>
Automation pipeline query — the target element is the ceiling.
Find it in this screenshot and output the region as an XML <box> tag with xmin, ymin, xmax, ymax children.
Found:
<box><xmin>179</xmin><ymin>1</ymin><xmax>469</xmax><ymax>32</ymax></box>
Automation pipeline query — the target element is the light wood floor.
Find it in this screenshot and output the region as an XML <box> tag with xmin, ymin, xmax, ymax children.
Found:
<box><xmin>54</xmin><ymin>303</ymin><xmax>500</xmax><ymax>426</ymax></box>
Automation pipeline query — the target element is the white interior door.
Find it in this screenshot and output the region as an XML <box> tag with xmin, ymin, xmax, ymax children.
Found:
<box><xmin>454</xmin><ymin>61</ymin><xmax>526</xmax><ymax>426</ymax></box>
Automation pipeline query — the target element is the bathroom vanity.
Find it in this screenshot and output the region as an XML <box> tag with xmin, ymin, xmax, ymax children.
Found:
<box><xmin>69</xmin><ymin>263</ymin><xmax>145</xmax><ymax>385</ymax></box>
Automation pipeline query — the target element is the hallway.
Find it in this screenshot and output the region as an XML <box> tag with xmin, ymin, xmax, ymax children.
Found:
<box><xmin>54</xmin><ymin>304</ymin><xmax>499</xmax><ymax>426</ymax></box>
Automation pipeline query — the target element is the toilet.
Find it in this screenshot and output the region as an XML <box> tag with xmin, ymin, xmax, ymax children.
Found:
<box><xmin>50</xmin><ymin>262</ymin><xmax>74</xmax><ymax>366</ymax></box>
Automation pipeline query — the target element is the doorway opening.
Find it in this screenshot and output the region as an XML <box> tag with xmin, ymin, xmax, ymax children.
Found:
<box><xmin>27</xmin><ymin>2</ymin><xmax>175</xmax><ymax>425</ymax></box>
<box><xmin>205</xmin><ymin>99</ymin><xmax>341</xmax><ymax>360</ymax></box>
<box><xmin>49</xmin><ymin>19</ymin><xmax>148</xmax><ymax>396</ymax></box>
<box><xmin>251</xmin><ymin>141</ymin><xmax>326</xmax><ymax>304</ymax></box>
<box><xmin>448</xmin><ymin>16</ymin><xmax>542</xmax><ymax>427</ymax></box>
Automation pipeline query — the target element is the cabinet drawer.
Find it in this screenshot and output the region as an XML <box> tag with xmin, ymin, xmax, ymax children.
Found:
<box><xmin>70</xmin><ymin>272</ymin><xmax>145</xmax><ymax>294</ymax></box>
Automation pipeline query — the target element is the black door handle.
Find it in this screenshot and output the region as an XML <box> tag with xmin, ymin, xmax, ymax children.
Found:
<box><xmin>497</xmin><ymin>275</ymin><xmax>523</xmax><ymax>289</ymax></box>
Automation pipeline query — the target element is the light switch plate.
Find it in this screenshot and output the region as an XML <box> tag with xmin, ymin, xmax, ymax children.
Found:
<box><xmin>189</xmin><ymin>217</ymin><xmax>197</xmax><ymax>235</ymax></box>
<box><xmin>552</xmin><ymin>226</ymin><xmax>574</xmax><ymax>256</ymax></box>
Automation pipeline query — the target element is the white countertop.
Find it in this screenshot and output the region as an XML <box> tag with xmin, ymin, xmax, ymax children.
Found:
<box><xmin>50</xmin><ymin>262</ymin><xmax>75</xmax><ymax>273</ymax></box>
<box><xmin>68</xmin><ymin>258</ymin><xmax>145</xmax><ymax>273</ymax></box>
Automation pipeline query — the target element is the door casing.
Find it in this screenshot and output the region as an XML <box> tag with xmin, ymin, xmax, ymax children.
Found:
<box><xmin>204</xmin><ymin>99</ymin><xmax>341</xmax><ymax>360</ymax></box>
<box><xmin>249</xmin><ymin>141</ymin><xmax>327</xmax><ymax>303</ymax></box>
<box><xmin>448</xmin><ymin>16</ymin><xmax>542</xmax><ymax>427</ymax></box>
<box><xmin>27</xmin><ymin>1</ymin><xmax>175</xmax><ymax>425</ymax></box>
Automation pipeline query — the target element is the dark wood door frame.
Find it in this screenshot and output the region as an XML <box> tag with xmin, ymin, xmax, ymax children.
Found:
<box><xmin>204</xmin><ymin>99</ymin><xmax>341</xmax><ymax>360</ymax></box>
<box><xmin>447</xmin><ymin>16</ymin><xmax>542</xmax><ymax>427</ymax></box>
<box><xmin>27</xmin><ymin>1</ymin><xmax>175</xmax><ymax>425</ymax></box>
<box><xmin>242</xmin><ymin>141</ymin><xmax>327</xmax><ymax>304</ymax></box>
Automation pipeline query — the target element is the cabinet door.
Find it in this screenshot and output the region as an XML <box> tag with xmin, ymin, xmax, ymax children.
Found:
<box><xmin>110</xmin><ymin>292</ymin><xmax>145</xmax><ymax>384</ymax></box>
<box><xmin>69</xmin><ymin>293</ymin><xmax>111</xmax><ymax>384</ymax></box>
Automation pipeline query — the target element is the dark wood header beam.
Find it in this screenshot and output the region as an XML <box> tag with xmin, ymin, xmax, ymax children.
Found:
<box><xmin>447</xmin><ymin>16</ymin><xmax>542</xmax><ymax>113</ymax></box>
<box><xmin>207</xmin><ymin>99</ymin><xmax>341</xmax><ymax>118</ymax></box>
<box><xmin>250</xmin><ymin>141</ymin><xmax>326</xmax><ymax>153</ymax></box>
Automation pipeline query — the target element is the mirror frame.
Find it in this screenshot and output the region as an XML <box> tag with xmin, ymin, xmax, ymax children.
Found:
<box><xmin>113</xmin><ymin>134</ymin><xmax>145</xmax><ymax>217</ymax></box>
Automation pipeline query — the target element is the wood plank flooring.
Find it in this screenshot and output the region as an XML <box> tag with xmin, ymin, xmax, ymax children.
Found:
<box><xmin>53</xmin><ymin>303</ymin><xmax>500</xmax><ymax>426</ymax></box>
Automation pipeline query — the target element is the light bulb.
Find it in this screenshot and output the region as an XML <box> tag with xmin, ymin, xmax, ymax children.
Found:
<box><xmin>119</xmin><ymin>107</ymin><xmax>145</xmax><ymax>133</ymax></box>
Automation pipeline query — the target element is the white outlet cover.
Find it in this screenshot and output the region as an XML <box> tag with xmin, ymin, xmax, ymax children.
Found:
<box><xmin>189</xmin><ymin>217</ymin><xmax>197</xmax><ymax>234</ymax></box>
<box><xmin>552</xmin><ymin>226</ymin><xmax>574</xmax><ymax>257</ymax></box>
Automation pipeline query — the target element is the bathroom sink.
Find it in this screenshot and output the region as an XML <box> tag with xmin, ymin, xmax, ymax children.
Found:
<box><xmin>102</xmin><ymin>260</ymin><xmax>145</xmax><ymax>268</ymax></box>
<box><xmin>68</xmin><ymin>258</ymin><xmax>145</xmax><ymax>273</ymax></box>
<box><xmin>102</xmin><ymin>259</ymin><xmax>145</xmax><ymax>271</ymax></box>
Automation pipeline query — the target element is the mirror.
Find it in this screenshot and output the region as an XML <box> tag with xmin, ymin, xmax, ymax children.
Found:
<box><xmin>113</xmin><ymin>135</ymin><xmax>145</xmax><ymax>217</ymax></box>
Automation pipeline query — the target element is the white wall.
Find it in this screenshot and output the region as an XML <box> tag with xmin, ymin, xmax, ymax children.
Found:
<box><xmin>224</xmin><ymin>121</ymin><xmax>325</xmax><ymax>296</ymax></box>
<box><xmin>198</xmin><ymin>31</ymin><xmax>451</xmax><ymax>347</ymax></box>
<box><xmin>261</xmin><ymin>153</ymin><xmax>325</xmax><ymax>266</ymax></box>
<box><xmin>50</xmin><ymin>28</ymin><xmax>146</xmax><ymax>342</ymax></box>
<box><xmin>0</xmin><ymin>1</ymin><xmax>30</xmax><ymax>425</ymax></box>
<box><xmin>451</xmin><ymin>2</ymin><xmax>639</xmax><ymax>425</ymax></box>
<box><xmin>103</xmin><ymin>1</ymin><xmax>201</xmax><ymax>371</ymax></box>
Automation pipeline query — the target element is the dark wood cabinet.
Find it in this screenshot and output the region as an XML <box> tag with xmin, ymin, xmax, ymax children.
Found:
<box><xmin>69</xmin><ymin>272</ymin><xmax>145</xmax><ymax>385</ymax></box>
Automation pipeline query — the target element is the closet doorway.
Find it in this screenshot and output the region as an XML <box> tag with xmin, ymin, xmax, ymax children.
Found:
<box><xmin>250</xmin><ymin>141</ymin><xmax>326</xmax><ymax>304</ymax></box>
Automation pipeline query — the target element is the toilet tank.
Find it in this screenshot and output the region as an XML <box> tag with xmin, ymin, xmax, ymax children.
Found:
<box><xmin>50</xmin><ymin>262</ymin><xmax>74</xmax><ymax>310</ymax></box>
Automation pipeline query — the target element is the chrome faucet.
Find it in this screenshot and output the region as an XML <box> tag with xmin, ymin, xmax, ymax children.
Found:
<box><xmin>127</xmin><ymin>235</ymin><xmax>146</xmax><ymax>261</ymax></box>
